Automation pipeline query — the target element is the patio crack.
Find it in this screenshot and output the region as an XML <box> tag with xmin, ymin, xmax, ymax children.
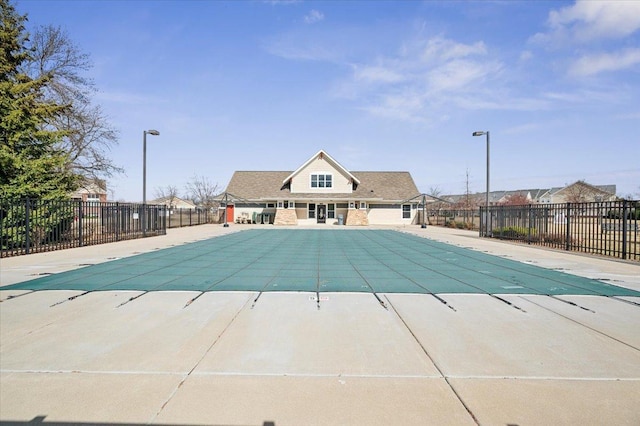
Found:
<box><xmin>385</xmin><ymin>295</ymin><xmax>480</xmax><ymax>425</ymax></box>
<box><xmin>148</xmin><ymin>292</ymin><xmax>254</xmax><ymax>423</ymax></box>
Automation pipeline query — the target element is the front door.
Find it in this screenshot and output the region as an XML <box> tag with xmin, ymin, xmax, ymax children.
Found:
<box><xmin>317</xmin><ymin>204</ymin><xmax>326</xmax><ymax>224</ymax></box>
<box><xmin>226</xmin><ymin>205</ymin><xmax>234</xmax><ymax>223</ymax></box>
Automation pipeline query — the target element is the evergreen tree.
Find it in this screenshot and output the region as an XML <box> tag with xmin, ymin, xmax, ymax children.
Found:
<box><xmin>0</xmin><ymin>0</ymin><xmax>79</xmax><ymax>199</ymax></box>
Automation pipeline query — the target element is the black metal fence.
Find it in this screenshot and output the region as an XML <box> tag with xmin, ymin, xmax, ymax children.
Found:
<box><xmin>0</xmin><ymin>198</ymin><xmax>168</xmax><ymax>258</ymax></box>
<box><xmin>480</xmin><ymin>200</ymin><xmax>640</xmax><ymax>261</ymax></box>
<box><xmin>167</xmin><ymin>208</ymin><xmax>212</xmax><ymax>228</ymax></box>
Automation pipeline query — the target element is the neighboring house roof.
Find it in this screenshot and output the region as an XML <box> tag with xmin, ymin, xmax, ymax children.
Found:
<box><xmin>149</xmin><ymin>196</ymin><xmax>196</xmax><ymax>208</ymax></box>
<box><xmin>552</xmin><ymin>181</ymin><xmax>617</xmax><ymax>199</ymax></box>
<box><xmin>226</xmin><ymin>170</ymin><xmax>419</xmax><ymax>202</ymax></box>
<box><xmin>443</xmin><ymin>182</ymin><xmax>618</xmax><ymax>204</ymax></box>
<box><xmin>71</xmin><ymin>178</ymin><xmax>107</xmax><ymax>199</ymax></box>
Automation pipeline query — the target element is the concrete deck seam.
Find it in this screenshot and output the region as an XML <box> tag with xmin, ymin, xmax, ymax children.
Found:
<box><xmin>49</xmin><ymin>291</ymin><xmax>92</xmax><ymax>307</ymax></box>
<box><xmin>0</xmin><ymin>369</ymin><xmax>186</xmax><ymax>376</ymax></box>
<box><xmin>3</xmin><ymin>370</ymin><xmax>639</xmax><ymax>381</ymax></box>
<box><xmin>609</xmin><ymin>295</ymin><xmax>640</xmax><ymax>307</ymax></box>
<box><xmin>550</xmin><ymin>295</ymin><xmax>595</xmax><ymax>312</ymax></box>
<box><xmin>189</xmin><ymin>372</ymin><xmax>443</xmax><ymax>378</ymax></box>
<box><xmin>0</xmin><ymin>290</ymin><xmax>36</xmax><ymax>303</ymax></box>
<box><xmin>518</xmin><ymin>296</ymin><xmax>640</xmax><ymax>352</ymax></box>
<box><xmin>148</xmin><ymin>292</ymin><xmax>255</xmax><ymax>423</ymax></box>
<box><xmin>384</xmin><ymin>295</ymin><xmax>480</xmax><ymax>426</ymax></box>
<box><xmin>438</xmin><ymin>375</ymin><xmax>640</xmax><ymax>381</ymax></box>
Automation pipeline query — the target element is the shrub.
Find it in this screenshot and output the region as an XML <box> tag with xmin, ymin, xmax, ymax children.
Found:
<box><xmin>492</xmin><ymin>226</ymin><xmax>537</xmax><ymax>239</ymax></box>
<box><xmin>0</xmin><ymin>199</ymin><xmax>75</xmax><ymax>251</ymax></box>
<box><xmin>445</xmin><ymin>220</ymin><xmax>475</xmax><ymax>230</ymax></box>
<box><xmin>540</xmin><ymin>233</ymin><xmax>578</xmax><ymax>246</ymax></box>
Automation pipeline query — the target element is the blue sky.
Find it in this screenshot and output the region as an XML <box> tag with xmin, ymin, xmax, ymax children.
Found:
<box><xmin>18</xmin><ymin>0</ymin><xmax>640</xmax><ymax>200</ymax></box>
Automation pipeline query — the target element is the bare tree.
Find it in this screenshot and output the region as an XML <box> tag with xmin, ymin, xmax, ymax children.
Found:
<box><xmin>563</xmin><ymin>180</ymin><xmax>599</xmax><ymax>203</ymax></box>
<box><xmin>185</xmin><ymin>175</ymin><xmax>219</xmax><ymax>210</ymax></box>
<box><xmin>22</xmin><ymin>25</ymin><xmax>122</xmax><ymax>179</ymax></box>
<box><xmin>23</xmin><ymin>25</ymin><xmax>92</xmax><ymax>104</ymax></box>
<box><xmin>154</xmin><ymin>185</ymin><xmax>180</xmax><ymax>208</ymax></box>
<box><xmin>55</xmin><ymin>102</ymin><xmax>122</xmax><ymax>179</ymax></box>
<box><xmin>428</xmin><ymin>186</ymin><xmax>442</xmax><ymax>198</ymax></box>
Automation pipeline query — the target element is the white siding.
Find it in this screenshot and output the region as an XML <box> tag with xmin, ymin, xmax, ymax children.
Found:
<box><xmin>367</xmin><ymin>206</ymin><xmax>416</xmax><ymax>225</ymax></box>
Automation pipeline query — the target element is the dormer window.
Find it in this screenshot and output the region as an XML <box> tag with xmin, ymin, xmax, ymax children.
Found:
<box><xmin>311</xmin><ymin>173</ymin><xmax>332</xmax><ymax>188</ymax></box>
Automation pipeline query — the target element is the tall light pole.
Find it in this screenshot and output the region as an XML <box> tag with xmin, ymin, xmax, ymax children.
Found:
<box><xmin>472</xmin><ymin>130</ymin><xmax>490</xmax><ymax>237</ymax></box>
<box><xmin>143</xmin><ymin>129</ymin><xmax>160</xmax><ymax>235</ymax></box>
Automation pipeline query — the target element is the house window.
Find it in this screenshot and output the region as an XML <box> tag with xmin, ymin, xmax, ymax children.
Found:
<box><xmin>267</xmin><ymin>203</ymin><xmax>275</xmax><ymax>208</ymax></box>
<box><xmin>278</xmin><ymin>201</ymin><xmax>283</xmax><ymax>208</ymax></box>
<box><xmin>87</xmin><ymin>193</ymin><xmax>100</xmax><ymax>203</ymax></box>
<box><xmin>308</xmin><ymin>203</ymin><xmax>316</xmax><ymax>219</ymax></box>
<box><xmin>311</xmin><ymin>173</ymin><xmax>333</xmax><ymax>188</ymax></box>
<box><xmin>402</xmin><ymin>204</ymin><xmax>411</xmax><ymax>219</ymax></box>
<box><xmin>328</xmin><ymin>203</ymin><xmax>335</xmax><ymax>219</ymax></box>
<box><xmin>349</xmin><ymin>202</ymin><xmax>355</xmax><ymax>209</ymax></box>
<box><xmin>360</xmin><ymin>202</ymin><xmax>366</xmax><ymax>209</ymax></box>
<box><xmin>284</xmin><ymin>200</ymin><xmax>294</xmax><ymax>209</ymax></box>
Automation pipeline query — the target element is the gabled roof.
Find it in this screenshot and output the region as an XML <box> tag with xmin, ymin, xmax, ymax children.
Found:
<box><xmin>149</xmin><ymin>196</ymin><xmax>196</xmax><ymax>208</ymax></box>
<box><xmin>553</xmin><ymin>181</ymin><xmax>616</xmax><ymax>196</ymax></box>
<box><xmin>74</xmin><ymin>178</ymin><xmax>107</xmax><ymax>194</ymax></box>
<box><xmin>282</xmin><ymin>150</ymin><xmax>360</xmax><ymax>186</ymax></box>
<box><xmin>225</xmin><ymin>170</ymin><xmax>419</xmax><ymax>201</ymax></box>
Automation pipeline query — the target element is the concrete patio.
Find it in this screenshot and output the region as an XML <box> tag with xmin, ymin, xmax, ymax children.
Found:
<box><xmin>1</xmin><ymin>224</ymin><xmax>639</xmax><ymax>425</ymax></box>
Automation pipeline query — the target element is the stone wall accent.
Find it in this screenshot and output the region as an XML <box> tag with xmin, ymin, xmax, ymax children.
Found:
<box><xmin>274</xmin><ymin>208</ymin><xmax>298</xmax><ymax>226</ymax></box>
<box><xmin>345</xmin><ymin>209</ymin><xmax>369</xmax><ymax>226</ymax></box>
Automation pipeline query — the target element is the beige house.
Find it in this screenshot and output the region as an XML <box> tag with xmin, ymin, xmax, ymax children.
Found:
<box><xmin>223</xmin><ymin>150</ymin><xmax>422</xmax><ymax>226</ymax></box>
<box><xmin>539</xmin><ymin>181</ymin><xmax>617</xmax><ymax>204</ymax></box>
<box><xmin>149</xmin><ymin>196</ymin><xmax>196</xmax><ymax>210</ymax></box>
<box><xmin>71</xmin><ymin>178</ymin><xmax>108</xmax><ymax>203</ymax></box>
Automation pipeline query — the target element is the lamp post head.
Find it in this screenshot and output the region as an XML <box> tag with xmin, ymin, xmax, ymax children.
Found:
<box><xmin>146</xmin><ymin>129</ymin><xmax>160</xmax><ymax>136</ymax></box>
<box><xmin>472</xmin><ymin>131</ymin><xmax>487</xmax><ymax>137</ymax></box>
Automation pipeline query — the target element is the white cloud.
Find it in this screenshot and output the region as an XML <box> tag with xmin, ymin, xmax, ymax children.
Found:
<box><xmin>569</xmin><ymin>48</ymin><xmax>640</xmax><ymax>76</ymax></box>
<box><xmin>304</xmin><ymin>10</ymin><xmax>325</xmax><ymax>24</ymax></box>
<box><xmin>428</xmin><ymin>59</ymin><xmax>500</xmax><ymax>93</ymax></box>
<box><xmin>421</xmin><ymin>37</ymin><xmax>487</xmax><ymax>62</ymax></box>
<box><xmin>353</xmin><ymin>65</ymin><xmax>404</xmax><ymax>84</ymax></box>
<box><xmin>539</xmin><ymin>0</ymin><xmax>640</xmax><ymax>43</ymax></box>
<box><xmin>542</xmin><ymin>88</ymin><xmax>622</xmax><ymax>105</ymax></box>
<box><xmin>330</xmin><ymin>35</ymin><xmax>511</xmax><ymax>121</ymax></box>
<box><xmin>324</xmin><ymin>34</ymin><xmax>498</xmax><ymax>113</ymax></box>
<box><xmin>519</xmin><ymin>50</ymin><xmax>533</xmax><ymax>62</ymax></box>
<box><xmin>362</xmin><ymin>90</ymin><xmax>428</xmax><ymax>122</ymax></box>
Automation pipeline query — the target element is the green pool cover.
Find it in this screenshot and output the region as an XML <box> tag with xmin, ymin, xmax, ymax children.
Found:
<box><xmin>5</xmin><ymin>229</ymin><xmax>640</xmax><ymax>297</ymax></box>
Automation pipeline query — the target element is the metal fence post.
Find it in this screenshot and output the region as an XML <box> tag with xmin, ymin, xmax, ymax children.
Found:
<box><xmin>527</xmin><ymin>204</ymin><xmax>532</xmax><ymax>244</ymax></box>
<box><xmin>116</xmin><ymin>202</ymin><xmax>120</xmax><ymax>241</ymax></box>
<box><xmin>78</xmin><ymin>199</ymin><xmax>83</xmax><ymax>247</ymax></box>
<box><xmin>25</xmin><ymin>198</ymin><xmax>31</xmax><ymax>254</ymax></box>
<box><xmin>622</xmin><ymin>199</ymin><xmax>628</xmax><ymax>260</ymax></box>
<box><xmin>565</xmin><ymin>202</ymin><xmax>571</xmax><ymax>251</ymax></box>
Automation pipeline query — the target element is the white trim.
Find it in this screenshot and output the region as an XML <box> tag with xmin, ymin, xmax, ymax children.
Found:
<box><xmin>282</xmin><ymin>150</ymin><xmax>361</xmax><ymax>186</ymax></box>
<box><xmin>310</xmin><ymin>172</ymin><xmax>333</xmax><ymax>189</ymax></box>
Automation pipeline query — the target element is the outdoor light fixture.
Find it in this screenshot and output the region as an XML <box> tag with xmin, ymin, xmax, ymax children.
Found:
<box><xmin>472</xmin><ymin>130</ymin><xmax>490</xmax><ymax>237</ymax></box>
<box><xmin>142</xmin><ymin>129</ymin><xmax>160</xmax><ymax>235</ymax></box>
